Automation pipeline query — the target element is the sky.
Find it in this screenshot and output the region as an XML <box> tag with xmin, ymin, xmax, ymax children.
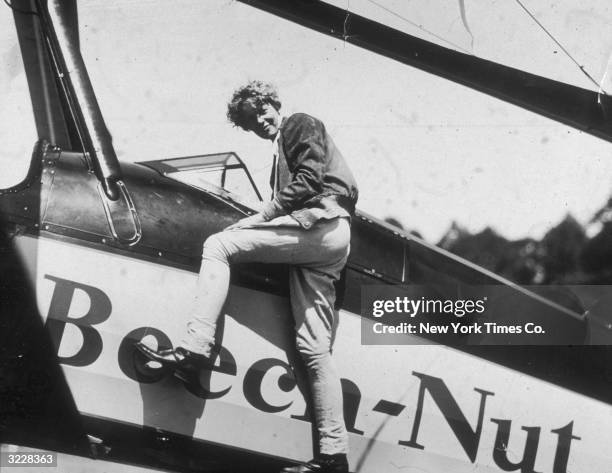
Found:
<box><xmin>1</xmin><ymin>0</ymin><xmax>612</xmax><ymax>242</ymax></box>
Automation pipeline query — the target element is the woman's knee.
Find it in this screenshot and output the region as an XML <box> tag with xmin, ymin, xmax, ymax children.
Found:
<box><xmin>295</xmin><ymin>335</ymin><xmax>331</xmax><ymax>366</ymax></box>
<box><xmin>202</xmin><ymin>233</ymin><xmax>232</xmax><ymax>263</ymax></box>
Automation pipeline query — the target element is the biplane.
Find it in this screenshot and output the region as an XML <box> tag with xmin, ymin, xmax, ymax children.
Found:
<box><xmin>1</xmin><ymin>1</ymin><xmax>612</xmax><ymax>472</ymax></box>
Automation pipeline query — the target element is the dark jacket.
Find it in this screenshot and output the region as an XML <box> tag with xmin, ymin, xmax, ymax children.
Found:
<box><xmin>261</xmin><ymin>113</ymin><xmax>359</xmax><ymax>227</ymax></box>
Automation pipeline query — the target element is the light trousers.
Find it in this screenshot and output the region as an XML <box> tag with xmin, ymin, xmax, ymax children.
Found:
<box><xmin>180</xmin><ymin>215</ymin><xmax>351</xmax><ymax>455</ymax></box>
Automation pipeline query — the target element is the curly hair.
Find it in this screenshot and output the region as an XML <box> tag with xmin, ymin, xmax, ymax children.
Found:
<box><xmin>226</xmin><ymin>80</ymin><xmax>282</xmax><ymax>130</ymax></box>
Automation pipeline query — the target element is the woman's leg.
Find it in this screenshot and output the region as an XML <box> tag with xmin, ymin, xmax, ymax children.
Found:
<box><xmin>180</xmin><ymin>217</ymin><xmax>350</xmax><ymax>359</ymax></box>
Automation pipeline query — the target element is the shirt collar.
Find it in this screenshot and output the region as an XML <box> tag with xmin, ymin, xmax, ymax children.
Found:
<box><xmin>272</xmin><ymin>115</ymin><xmax>285</xmax><ymax>149</ymax></box>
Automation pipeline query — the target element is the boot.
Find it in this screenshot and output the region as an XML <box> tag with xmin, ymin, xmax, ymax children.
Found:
<box><xmin>280</xmin><ymin>454</ymin><xmax>349</xmax><ymax>473</ymax></box>
<box><xmin>135</xmin><ymin>343</ymin><xmax>209</xmax><ymax>382</ymax></box>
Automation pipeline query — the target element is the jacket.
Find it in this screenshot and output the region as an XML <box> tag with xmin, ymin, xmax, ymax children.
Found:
<box><xmin>261</xmin><ymin>113</ymin><xmax>359</xmax><ymax>228</ymax></box>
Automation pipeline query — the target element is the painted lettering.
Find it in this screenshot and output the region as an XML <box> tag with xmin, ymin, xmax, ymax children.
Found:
<box><xmin>400</xmin><ymin>371</ymin><xmax>494</xmax><ymax>463</ymax></box>
<box><xmin>41</xmin><ymin>274</ymin><xmax>584</xmax><ymax>472</ymax></box>
<box><xmin>491</xmin><ymin>419</ymin><xmax>541</xmax><ymax>473</ymax></box>
<box><xmin>184</xmin><ymin>346</ymin><xmax>238</xmax><ymax>400</ymax></box>
<box><xmin>244</xmin><ymin>358</ymin><xmax>297</xmax><ymax>413</ymax></box>
<box><xmin>552</xmin><ymin>422</ymin><xmax>580</xmax><ymax>473</ymax></box>
<box><xmin>118</xmin><ymin>327</ymin><xmax>172</xmax><ymax>383</ymax></box>
<box><xmin>44</xmin><ymin>275</ymin><xmax>111</xmax><ymax>366</ymax></box>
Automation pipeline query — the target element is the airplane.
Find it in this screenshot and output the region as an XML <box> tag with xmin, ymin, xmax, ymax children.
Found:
<box><xmin>2</xmin><ymin>0</ymin><xmax>612</xmax><ymax>472</ymax></box>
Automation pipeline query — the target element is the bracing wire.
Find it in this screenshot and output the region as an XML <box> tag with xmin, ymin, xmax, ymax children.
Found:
<box><xmin>362</xmin><ymin>0</ymin><xmax>473</xmax><ymax>55</ymax></box>
<box><xmin>514</xmin><ymin>0</ymin><xmax>606</xmax><ymax>94</ymax></box>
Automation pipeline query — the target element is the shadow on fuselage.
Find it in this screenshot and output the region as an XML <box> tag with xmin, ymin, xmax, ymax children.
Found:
<box><xmin>0</xmin><ymin>155</ymin><xmax>89</xmax><ymax>455</ymax></box>
<box><xmin>0</xmin><ymin>142</ymin><xmax>310</xmax><ymax>472</ymax></box>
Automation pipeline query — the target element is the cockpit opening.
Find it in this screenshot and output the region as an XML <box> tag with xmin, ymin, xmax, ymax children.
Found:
<box><xmin>139</xmin><ymin>152</ymin><xmax>263</xmax><ymax>210</ymax></box>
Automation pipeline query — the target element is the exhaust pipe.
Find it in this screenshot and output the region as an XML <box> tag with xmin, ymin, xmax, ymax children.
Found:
<box><xmin>36</xmin><ymin>0</ymin><xmax>121</xmax><ymax>200</ymax></box>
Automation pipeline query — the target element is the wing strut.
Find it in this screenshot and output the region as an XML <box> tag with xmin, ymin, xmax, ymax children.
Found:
<box><xmin>35</xmin><ymin>0</ymin><xmax>122</xmax><ymax>200</ymax></box>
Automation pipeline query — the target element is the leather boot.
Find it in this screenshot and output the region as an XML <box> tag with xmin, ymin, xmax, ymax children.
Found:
<box><xmin>280</xmin><ymin>454</ymin><xmax>349</xmax><ymax>473</ymax></box>
<box><xmin>134</xmin><ymin>343</ymin><xmax>209</xmax><ymax>382</ymax></box>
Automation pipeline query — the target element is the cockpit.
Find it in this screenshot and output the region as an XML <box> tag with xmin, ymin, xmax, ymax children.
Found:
<box><xmin>140</xmin><ymin>152</ymin><xmax>263</xmax><ymax>210</ymax></box>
